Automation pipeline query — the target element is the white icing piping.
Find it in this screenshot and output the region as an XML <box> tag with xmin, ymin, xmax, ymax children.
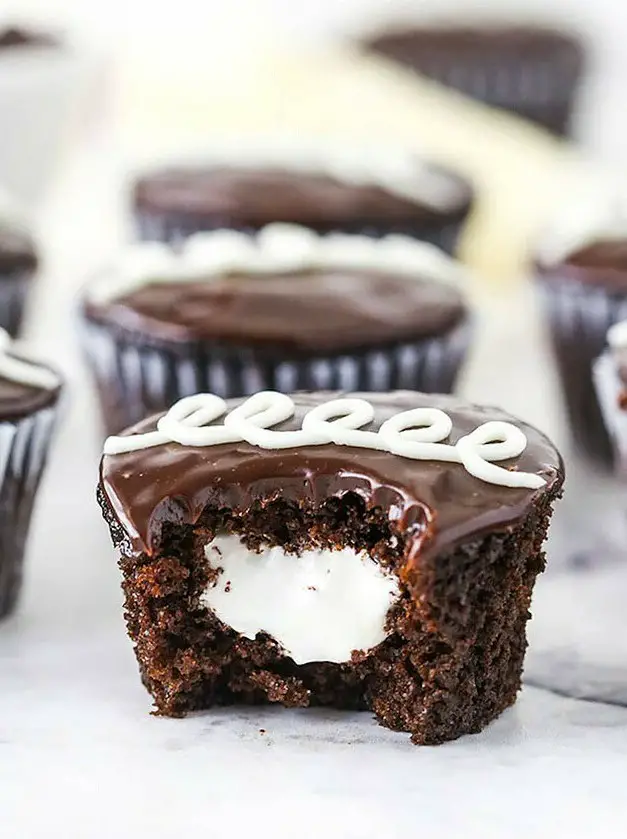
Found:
<box><xmin>103</xmin><ymin>391</ymin><xmax>547</xmax><ymax>491</ymax></box>
<box><xmin>0</xmin><ymin>328</ymin><xmax>59</xmax><ymax>390</ymax></box>
<box><xmin>141</xmin><ymin>140</ymin><xmax>465</xmax><ymax>213</ymax></box>
<box><xmin>607</xmin><ymin>321</ymin><xmax>627</xmax><ymax>351</ymax></box>
<box><xmin>88</xmin><ymin>223</ymin><xmax>467</xmax><ymax>305</ymax></box>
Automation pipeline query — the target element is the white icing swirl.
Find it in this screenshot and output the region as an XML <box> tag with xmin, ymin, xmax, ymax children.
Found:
<box><xmin>0</xmin><ymin>328</ymin><xmax>59</xmax><ymax>390</ymax></box>
<box><xmin>88</xmin><ymin>223</ymin><xmax>467</xmax><ymax>305</ymax></box>
<box><xmin>141</xmin><ymin>139</ymin><xmax>465</xmax><ymax>213</ymax></box>
<box><xmin>103</xmin><ymin>391</ymin><xmax>547</xmax><ymax>491</ymax></box>
<box><xmin>607</xmin><ymin>320</ymin><xmax>627</xmax><ymax>351</ymax></box>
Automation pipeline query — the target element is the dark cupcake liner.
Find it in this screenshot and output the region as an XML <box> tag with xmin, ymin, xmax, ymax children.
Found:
<box><xmin>133</xmin><ymin>210</ymin><xmax>467</xmax><ymax>257</ymax></box>
<box><xmin>0</xmin><ymin>271</ymin><xmax>32</xmax><ymax>337</ymax></box>
<box><xmin>82</xmin><ymin>317</ymin><xmax>471</xmax><ymax>435</ymax></box>
<box><xmin>0</xmin><ymin>405</ymin><xmax>59</xmax><ymax>619</ymax></box>
<box><xmin>367</xmin><ymin>36</ymin><xmax>584</xmax><ymax>137</ymax></box>
<box><xmin>537</xmin><ymin>277</ymin><xmax>627</xmax><ymax>465</ymax></box>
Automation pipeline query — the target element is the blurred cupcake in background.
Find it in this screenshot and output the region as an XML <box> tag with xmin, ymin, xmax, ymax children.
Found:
<box><xmin>81</xmin><ymin>224</ymin><xmax>471</xmax><ymax>434</ymax></box>
<box><xmin>536</xmin><ymin>196</ymin><xmax>627</xmax><ymax>465</ymax></box>
<box><xmin>132</xmin><ymin>140</ymin><xmax>474</xmax><ymax>256</ymax></box>
<box><xmin>0</xmin><ymin>327</ymin><xmax>62</xmax><ymax>619</ymax></box>
<box><xmin>361</xmin><ymin>23</ymin><xmax>586</xmax><ymax>138</ymax></box>
<box><xmin>594</xmin><ymin>320</ymin><xmax>627</xmax><ymax>474</ymax></box>
<box><xmin>0</xmin><ymin>17</ymin><xmax>95</xmax><ymax>208</ymax></box>
<box><xmin>0</xmin><ymin>188</ymin><xmax>37</xmax><ymax>336</ymax></box>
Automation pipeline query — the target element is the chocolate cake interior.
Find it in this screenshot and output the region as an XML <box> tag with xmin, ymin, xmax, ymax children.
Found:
<box><xmin>99</xmin><ymin>392</ymin><xmax>563</xmax><ymax>744</ymax></box>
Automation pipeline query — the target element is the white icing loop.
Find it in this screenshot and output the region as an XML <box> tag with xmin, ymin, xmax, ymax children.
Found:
<box><xmin>89</xmin><ymin>223</ymin><xmax>467</xmax><ymax>304</ymax></box>
<box><xmin>103</xmin><ymin>391</ymin><xmax>548</xmax><ymax>491</ymax></box>
<box><xmin>0</xmin><ymin>328</ymin><xmax>59</xmax><ymax>391</ymax></box>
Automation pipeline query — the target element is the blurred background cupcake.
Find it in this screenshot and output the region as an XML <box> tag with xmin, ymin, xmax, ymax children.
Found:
<box><xmin>132</xmin><ymin>140</ymin><xmax>474</xmax><ymax>255</ymax></box>
<box><xmin>361</xmin><ymin>23</ymin><xmax>586</xmax><ymax>138</ymax></box>
<box><xmin>535</xmin><ymin>191</ymin><xmax>627</xmax><ymax>465</ymax></box>
<box><xmin>81</xmin><ymin>225</ymin><xmax>471</xmax><ymax>433</ymax></box>
<box><xmin>0</xmin><ymin>327</ymin><xmax>62</xmax><ymax>619</ymax></box>
<box><xmin>0</xmin><ymin>188</ymin><xmax>38</xmax><ymax>335</ymax></box>
<box><xmin>594</xmin><ymin>320</ymin><xmax>627</xmax><ymax>474</ymax></box>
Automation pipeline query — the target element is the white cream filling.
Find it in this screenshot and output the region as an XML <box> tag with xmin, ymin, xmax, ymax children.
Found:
<box><xmin>88</xmin><ymin>222</ymin><xmax>468</xmax><ymax>305</ymax></box>
<box><xmin>202</xmin><ymin>535</ymin><xmax>400</xmax><ymax>665</ymax></box>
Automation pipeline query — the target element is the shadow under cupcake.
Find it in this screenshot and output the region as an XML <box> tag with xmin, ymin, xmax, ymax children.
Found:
<box><xmin>361</xmin><ymin>23</ymin><xmax>586</xmax><ymax>138</ymax></box>
<box><xmin>81</xmin><ymin>224</ymin><xmax>472</xmax><ymax>434</ymax></box>
<box><xmin>131</xmin><ymin>142</ymin><xmax>473</xmax><ymax>256</ymax></box>
<box><xmin>0</xmin><ymin>328</ymin><xmax>62</xmax><ymax>619</ymax></box>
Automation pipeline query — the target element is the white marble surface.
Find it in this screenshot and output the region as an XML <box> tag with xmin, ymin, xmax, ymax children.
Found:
<box><xmin>2</xmin><ymin>132</ymin><xmax>627</xmax><ymax>838</ymax></box>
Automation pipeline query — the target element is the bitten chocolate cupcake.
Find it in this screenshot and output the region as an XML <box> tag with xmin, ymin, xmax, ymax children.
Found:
<box><xmin>132</xmin><ymin>142</ymin><xmax>473</xmax><ymax>255</ymax></box>
<box><xmin>98</xmin><ymin>389</ymin><xmax>563</xmax><ymax>744</ymax></box>
<box><xmin>0</xmin><ymin>328</ymin><xmax>62</xmax><ymax>618</ymax></box>
<box><xmin>537</xmin><ymin>224</ymin><xmax>627</xmax><ymax>464</ymax></box>
<box><xmin>362</xmin><ymin>24</ymin><xmax>585</xmax><ymax>137</ymax></box>
<box><xmin>0</xmin><ymin>194</ymin><xmax>37</xmax><ymax>336</ymax></box>
<box><xmin>81</xmin><ymin>224</ymin><xmax>471</xmax><ymax>434</ymax></box>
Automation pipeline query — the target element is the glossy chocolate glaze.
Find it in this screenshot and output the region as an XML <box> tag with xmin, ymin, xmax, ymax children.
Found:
<box><xmin>539</xmin><ymin>239</ymin><xmax>627</xmax><ymax>292</ymax></box>
<box><xmin>0</xmin><ymin>362</ymin><xmax>60</xmax><ymax>420</ymax></box>
<box><xmin>100</xmin><ymin>391</ymin><xmax>563</xmax><ymax>563</ymax></box>
<box><xmin>0</xmin><ymin>227</ymin><xmax>37</xmax><ymax>276</ymax></box>
<box><xmin>133</xmin><ymin>165</ymin><xmax>472</xmax><ymax>228</ymax></box>
<box><xmin>85</xmin><ymin>270</ymin><xmax>467</xmax><ymax>352</ymax></box>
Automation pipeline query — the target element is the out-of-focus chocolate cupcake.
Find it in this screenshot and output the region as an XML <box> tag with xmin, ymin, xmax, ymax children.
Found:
<box><xmin>0</xmin><ymin>193</ymin><xmax>37</xmax><ymax>336</ymax></box>
<box><xmin>0</xmin><ymin>26</ymin><xmax>56</xmax><ymax>49</ymax></box>
<box><xmin>81</xmin><ymin>224</ymin><xmax>472</xmax><ymax>434</ymax></box>
<box><xmin>132</xmin><ymin>142</ymin><xmax>473</xmax><ymax>256</ymax></box>
<box><xmin>593</xmin><ymin>321</ymin><xmax>627</xmax><ymax>473</ymax></box>
<box><xmin>362</xmin><ymin>24</ymin><xmax>585</xmax><ymax>138</ymax></box>
<box><xmin>537</xmin><ymin>223</ymin><xmax>627</xmax><ymax>464</ymax></box>
<box><xmin>0</xmin><ymin>328</ymin><xmax>62</xmax><ymax>618</ymax></box>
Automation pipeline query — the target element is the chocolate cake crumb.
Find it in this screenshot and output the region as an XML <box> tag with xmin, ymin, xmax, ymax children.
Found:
<box><xmin>99</xmin><ymin>487</ymin><xmax>559</xmax><ymax>745</ymax></box>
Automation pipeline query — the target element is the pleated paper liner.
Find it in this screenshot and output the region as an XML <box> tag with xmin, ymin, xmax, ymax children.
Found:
<box><xmin>0</xmin><ymin>404</ymin><xmax>59</xmax><ymax>618</ymax></box>
<box><xmin>132</xmin><ymin>212</ymin><xmax>468</xmax><ymax>258</ymax></box>
<box><xmin>82</xmin><ymin>318</ymin><xmax>472</xmax><ymax>435</ymax></box>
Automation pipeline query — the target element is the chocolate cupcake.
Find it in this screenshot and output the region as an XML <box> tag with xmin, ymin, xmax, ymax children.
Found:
<box><xmin>537</xmin><ymin>225</ymin><xmax>627</xmax><ymax>464</ymax></box>
<box><xmin>362</xmin><ymin>24</ymin><xmax>585</xmax><ymax>137</ymax></box>
<box><xmin>81</xmin><ymin>224</ymin><xmax>472</xmax><ymax>434</ymax></box>
<box><xmin>98</xmin><ymin>389</ymin><xmax>563</xmax><ymax>744</ymax></box>
<box><xmin>0</xmin><ymin>194</ymin><xmax>37</xmax><ymax>336</ymax></box>
<box><xmin>132</xmin><ymin>142</ymin><xmax>473</xmax><ymax>255</ymax></box>
<box><xmin>0</xmin><ymin>328</ymin><xmax>62</xmax><ymax>618</ymax></box>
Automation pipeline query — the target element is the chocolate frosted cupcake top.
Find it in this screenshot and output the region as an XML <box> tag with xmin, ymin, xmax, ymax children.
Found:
<box><xmin>133</xmin><ymin>143</ymin><xmax>472</xmax><ymax>228</ymax></box>
<box><xmin>100</xmin><ymin>390</ymin><xmax>563</xmax><ymax>559</ymax></box>
<box><xmin>84</xmin><ymin>224</ymin><xmax>469</xmax><ymax>353</ymax></box>
<box><xmin>0</xmin><ymin>328</ymin><xmax>61</xmax><ymax>419</ymax></box>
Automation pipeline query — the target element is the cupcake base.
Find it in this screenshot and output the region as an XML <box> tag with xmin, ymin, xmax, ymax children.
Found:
<box><xmin>100</xmin><ymin>482</ymin><xmax>557</xmax><ymax>745</ymax></box>
<box><xmin>0</xmin><ymin>405</ymin><xmax>58</xmax><ymax>619</ymax></box>
<box><xmin>82</xmin><ymin>318</ymin><xmax>471</xmax><ymax>435</ymax></box>
<box><xmin>537</xmin><ymin>277</ymin><xmax>627</xmax><ymax>466</ymax></box>
<box><xmin>133</xmin><ymin>211</ymin><xmax>467</xmax><ymax>257</ymax></box>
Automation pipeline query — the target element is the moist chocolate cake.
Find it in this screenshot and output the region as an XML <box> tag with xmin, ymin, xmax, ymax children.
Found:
<box><xmin>132</xmin><ymin>146</ymin><xmax>473</xmax><ymax>254</ymax></box>
<box><xmin>362</xmin><ymin>24</ymin><xmax>585</xmax><ymax>137</ymax></box>
<box><xmin>98</xmin><ymin>389</ymin><xmax>563</xmax><ymax>744</ymax></box>
<box><xmin>81</xmin><ymin>225</ymin><xmax>471</xmax><ymax>433</ymax></box>
<box><xmin>0</xmin><ymin>218</ymin><xmax>37</xmax><ymax>336</ymax></box>
<box><xmin>0</xmin><ymin>328</ymin><xmax>62</xmax><ymax>617</ymax></box>
<box><xmin>537</xmin><ymin>237</ymin><xmax>627</xmax><ymax>465</ymax></box>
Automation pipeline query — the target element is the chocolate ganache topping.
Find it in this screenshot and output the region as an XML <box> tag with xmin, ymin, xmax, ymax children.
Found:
<box><xmin>134</xmin><ymin>164</ymin><xmax>472</xmax><ymax>228</ymax></box>
<box><xmin>100</xmin><ymin>391</ymin><xmax>563</xmax><ymax>562</ymax></box>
